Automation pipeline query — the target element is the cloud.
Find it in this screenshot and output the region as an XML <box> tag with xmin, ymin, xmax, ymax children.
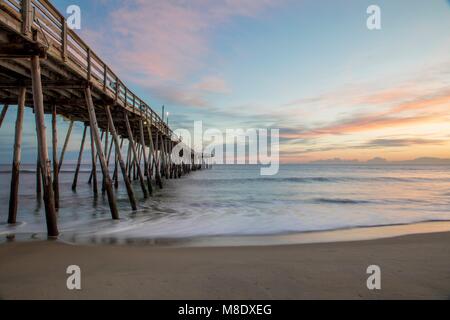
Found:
<box><xmin>279</xmin><ymin>86</ymin><xmax>450</xmax><ymax>140</ymax></box>
<box><xmin>362</xmin><ymin>138</ymin><xmax>446</xmax><ymax>148</ymax></box>
<box><xmin>192</xmin><ymin>75</ymin><xmax>231</xmax><ymax>94</ymax></box>
<box><xmin>87</xmin><ymin>0</ymin><xmax>281</xmax><ymax>108</ymax></box>
<box><xmin>150</xmin><ymin>85</ymin><xmax>211</xmax><ymax>109</ymax></box>
<box><xmin>355</xmin><ymin>88</ymin><xmax>414</xmax><ymax>105</ymax></box>
<box><xmin>391</xmin><ymin>89</ymin><xmax>450</xmax><ymax>113</ymax></box>
<box><xmin>277</xmin><ymin>137</ymin><xmax>448</xmax><ymax>161</ymax></box>
<box><xmin>280</xmin><ymin>114</ymin><xmax>442</xmax><ymax>140</ymax></box>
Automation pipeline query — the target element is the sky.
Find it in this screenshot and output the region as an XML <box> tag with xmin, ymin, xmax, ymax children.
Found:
<box><xmin>1</xmin><ymin>0</ymin><xmax>450</xmax><ymax>164</ymax></box>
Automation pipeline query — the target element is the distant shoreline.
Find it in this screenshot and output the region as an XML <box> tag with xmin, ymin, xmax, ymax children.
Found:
<box><xmin>1</xmin><ymin>161</ymin><xmax>450</xmax><ymax>174</ymax></box>
<box><xmin>1</xmin><ymin>157</ymin><xmax>450</xmax><ymax>167</ymax></box>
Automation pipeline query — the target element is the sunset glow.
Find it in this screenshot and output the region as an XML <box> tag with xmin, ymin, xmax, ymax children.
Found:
<box><xmin>1</xmin><ymin>0</ymin><xmax>449</xmax><ymax>164</ymax></box>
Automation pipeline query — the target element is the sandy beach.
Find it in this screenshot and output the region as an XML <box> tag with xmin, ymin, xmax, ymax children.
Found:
<box><xmin>1</xmin><ymin>230</ymin><xmax>449</xmax><ymax>300</ymax></box>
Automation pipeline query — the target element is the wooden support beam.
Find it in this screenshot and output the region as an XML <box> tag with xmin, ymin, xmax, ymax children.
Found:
<box><xmin>88</xmin><ymin>130</ymin><xmax>104</xmax><ymax>185</ymax></box>
<box><xmin>89</xmin><ymin>126</ymin><xmax>98</xmax><ymax>195</ymax></box>
<box><xmin>154</xmin><ymin>130</ymin><xmax>163</xmax><ymax>189</ymax></box>
<box><xmin>162</xmin><ymin>137</ymin><xmax>169</xmax><ymax>180</ymax></box>
<box><xmin>168</xmin><ymin>139</ymin><xmax>173</xmax><ymax>179</ymax></box>
<box><xmin>21</xmin><ymin>0</ymin><xmax>32</xmax><ymax>35</ymax></box>
<box><xmin>0</xmin><ymin>104</ymin><xmax>9</xmax><ymax>128</ymax></box>
<box><xmin>52</xmin><ymin>105</ymin><xmax>59</xmax><ymax>209</ymax></box>
<box><xmin>72</xmin><ymin>125</ymin><xmax>87</xmax><ymax>191</ymax></box>
<box><xmin>36</xmin><ymin>159</ymin><xmax>42</xmax><ymax>195</ymax></box>
<box><xmin>102</xmin><ymin>124</ymin><xmax>109</xmax><ymax>193</ymax></box>
<box><xmin>105</xmin><ymin>106</ymin><xmax>137</xmax><ymax>210</ymax></box>
<box><xmin>113</xmin><ymin>137</ymin><xmax>123</xmax><ymax>189</ymax></box>
<box><xmin>85</xmin><ymin>86</ymin><xmax>119</xmax><ymax>220</ymax></box>
<box><xmin>124</xmin><ymin>111</ymin><xmax>148</xmax><ymax>198</ymax></box>
<box><xmin>0</xmin><ymin>45</ymin><xmax>47</xmax><ymax>59</ymax></box>
<box><xmin>58</xmin><ymin>120</ymin><xmax>74</xmax><ymax>173</ymax></box>
<box><xmin>0</xmin><ymin>80</ymin><xmax>88</xmax><ymax>89</ymax></box>
<box><xmin>166</xmin><ymin>139</ymin><xmax>171</xmax><ymax>179</ymax></box>
<box><xmin>133</xmin><ymin>142</ymin><xmax>138</xmax><ymax>181</ymax></box>
<box><xmin>61</xmin><ymin>17</ymin><xmax>68</xmax><ymax>61</ymax></box>
<box><xmin>137</xmin><ymin>143</ymin><xmax>143</xmax><ymax>171</ymax></box>
<box><xmin>139</xmin><ymin>119</ymin><xmax>152</xmax><ymax>195</ymax></box>
<box><xmin>145</xmin><ymin>121</ymin><xmax>158</xmax><ymax>186</ymax></box>
<box><xmin>165</xmin><ymin>139</ymin><xmax>170</xmax><ymax>179</ymax></box>
<box><xmin>87</xmin><ymin>49</ymin><xmax>92</xmax><ymax>81</ymax></box>
<box><xmin>105</xmin><ymin>134</ymin><xmax>114</xmax><ymax>188</ymax></box>
<box><xmin>126</xmin><ymin>140</ymin><xmax>132</xmax><ymax>178</ymax></box>
<box><xmin>30</xmin><ymin>56</ymin><xmax>58</xmax><ymax>237</ymax></box>
<box><xmin>0</xmin><ymin>97</ymin><xmax>86</xmax><ymax>106</ymax></box>
<box><xmin>107</xmin><ymin>133</ymin><xmax>114</xmax><ymax>166</ymax></box>
<box><xmin>159</xmin><ymin>135</ymin><xmax>166</xmax><ymax>178</ymax></box>
<box><xmin>7</xmin><ymin>87</ymin><xmax>26</xmax><ymax>224</ymax></box>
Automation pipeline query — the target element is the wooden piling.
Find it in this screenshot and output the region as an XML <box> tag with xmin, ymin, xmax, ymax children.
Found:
<box><xmin>137</xmin><ymin>143</ymin><xmax>143</xmax><ymax>168</ymax></box>
<box><xmin>72</xmin><ymin>124</ymin><xmax>87</xmax><ymax>191</ymax></box>
<box><xmin>113</xmin><ymin>137</ymin><xmax>123</xmax><ymax>189</ymax></box>
<box><xmin>89</xmin><ymin>130</ymin><xmax>104</xmax><ymax>185</ymax></box>
<box><xmin>163</xmin><ymin>137</ymin><xmax>170</xmax><ymax>180</ymax></box>
<box><xmin>105</xmin><ymin>106</ymin><xmax>137</xmax><ymax>210</ymax></box>
<box><xmin>154</xmin><ymin>129</ymin><xmax>163</xmax><ymax>189</ymax></box>
<box><xmin>102</xmin><ymin>122</ymin><xmax>109</xmax><ymax>193</ymax></box>
<box><xmin>124</xmin><ymin>111</ymin><xmax>148</xmax><ymax>198</ymax></box>
<box><xmin>168</xmin><ymin>139</ymin><xmax>174</xmax><ymax>179</ymax></box>
<box><xmin>58</xmin><ymin>119</ymin><xmax>74</xmax><ymax>173</ymax></box>
<box><xmin>160</xmin><ymin>136</ymin><xmax>166</xmax><ymax>178</ymax></box>
<box><xmin>7</xmin><ymin>88</ymin><xmax>26</xmax><ymax>224</ymax></box>
<box><xmin>52</xmin><ymin>105</ymin><xmax>59</xmax><ymax>209</ymax></box>
<box><xmin>36</xmin><ymin>159</ymin><xmax>42</xmax><ymax>195</ymax></box>
<box><xmin>0</xmin><ymin>104</ymin><xmax>9</xmax><ymax>129</ymax></box>
<box><xmin>139</xmin><ymin>119</ymin><xmax>152</xmax><ymax>195</ymax></box>
<box><xmin>145</xmin><ymin>122</ymin><xmax>155</xmax><ymax>176</ymax></box>
<box><xmin>133</xmin><ymin>142</ymin><xmax>138</xmax><ymax>181</ymax></box>
<box><xmin>84</xmin><ymin>86</ymin><xmax>119</xmax><ymax>220</ymax></box>
<box><xmin>107</xmin><ymin>136</ymin><xmax>114</xmax><ymax>166</ymax></box>
<box><xmin>30</xmin><ymin>55</ymin><xmax>58</xmax><ymax>237</ymax></box>
<box><xmin>126</xmin><ymin>141</ymin><xmax>132</xmax><ymax>179</ymax></box>
<box><xmin>89</xmin><ymin>126</ymin><xmax>98</xmax><ymax>195</ymax></box>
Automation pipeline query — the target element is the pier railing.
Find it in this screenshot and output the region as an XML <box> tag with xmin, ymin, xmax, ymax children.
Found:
<box><xmin>1</xmin><ymin>0</ymin><xmax>174</xmax><ymax>138</ymax></box>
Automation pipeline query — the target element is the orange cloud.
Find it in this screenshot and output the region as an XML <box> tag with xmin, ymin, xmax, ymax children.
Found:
<box><xmin>280</xmin><ymin>87</ymin><xmax>450</xmax><ymax>140</ymax></box>
<box><xmin>391</xmin><ymin>89</ymin><xmax>450</xmax><ymax>113</ymax></box>
<box><xmin>355</xmin><ymin>88</ymin><xmax>413</xmax><ymax>105</ymax></box>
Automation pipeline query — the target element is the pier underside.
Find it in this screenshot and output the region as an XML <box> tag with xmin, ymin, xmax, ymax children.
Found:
<box><xmin>0</xmin><ymin>0</ymin><xmax>209</xmax><ymax>237</ymax></box>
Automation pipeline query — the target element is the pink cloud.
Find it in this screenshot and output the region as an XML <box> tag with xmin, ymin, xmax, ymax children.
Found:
<box><xmin>192</xmin><ymin>75</ymin><xmax>231</xmax><ymax>94</ymax></box>
<box><xmin>87</xmin><ymin>0</ymin><xmax>282</xmax><ymax>107</ymax></box>
<box><xmin>109</xmin><ymin>0</ymin><xmax>209</xmax><ymax>81</ymax></box>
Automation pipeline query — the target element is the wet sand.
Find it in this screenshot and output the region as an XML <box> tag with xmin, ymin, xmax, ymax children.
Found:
<box><xmin>0</xmin><ymin>230</ymin><xmax>449</xmax><ymax>300</ymax></box>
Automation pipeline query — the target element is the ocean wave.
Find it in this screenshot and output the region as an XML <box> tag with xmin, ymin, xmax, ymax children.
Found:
<box><xmin>194</xmin><ymin>176</ymin><xmax>450</xmax><ymax>184</ymax></box>
<box><xmin>312</xmin><ymin>198</ymin><xmax>372</xmax><ymax>205</ymax></box>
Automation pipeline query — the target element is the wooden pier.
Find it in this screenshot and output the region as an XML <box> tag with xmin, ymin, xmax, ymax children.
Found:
<box><xmin>0</xmin><ymin>0</ymin><xmax>206</xmax><ymax>237</ymax></box>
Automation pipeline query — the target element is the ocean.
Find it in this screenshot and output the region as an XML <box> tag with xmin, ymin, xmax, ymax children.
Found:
<box><xmin>1</xmin><ymin>164</ymin><xmax>450</xmax><ymax>244</ymax></box>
